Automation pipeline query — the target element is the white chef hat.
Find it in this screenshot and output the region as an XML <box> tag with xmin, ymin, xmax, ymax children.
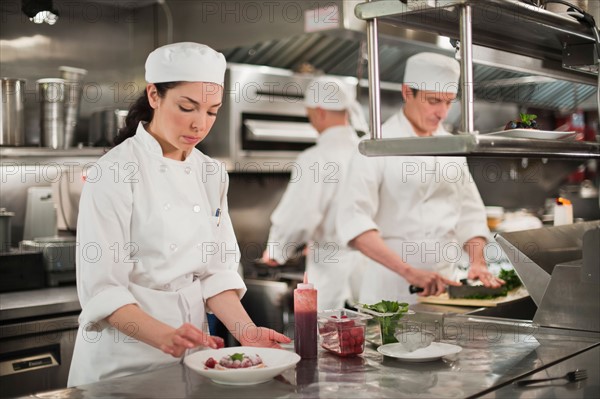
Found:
<box><xmin>404</xmin><ymin>52</ymin><xmax>460</xmax><ymax>94</ymax></box>
<box><xmin>145</xmin><ymin>42</ymin><xmax>226</xmax><ymax>86</ymax></box>
<box><xmin>304</xmin><ymin>76</ymin><xmax>370</xmax><ymax>133</ymax></box>
<box><xmin>304</xmin><ymin>76</ymin><xmax>355</xmax><ymax>111</ymax></box>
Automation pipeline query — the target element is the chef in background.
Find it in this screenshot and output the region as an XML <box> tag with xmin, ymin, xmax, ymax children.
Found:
<box><xmin>262</xmin><ymin>76</ymin><xmax>368</xmax><ymax>310</ymax></box>
<box><xmin>337</xmin><ymin>52</ymin><xmax>505</xmax><ymax>305</ymax></box>
<box><xmin>69</xmin><ymin>42</ymin><xmax>289</xmax><ymax>387</ymax></box>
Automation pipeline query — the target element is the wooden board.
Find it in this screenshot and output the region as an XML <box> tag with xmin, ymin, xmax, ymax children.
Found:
<box><xmin>417</xmin><ymin>287</ymin><xmax>529</xmax><ymax>307</ymax></box>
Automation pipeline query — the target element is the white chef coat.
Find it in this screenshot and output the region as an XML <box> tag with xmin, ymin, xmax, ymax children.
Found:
<box><xmin>337</xmin><ymin>110</ymin><xmax>489</xmax><ymax>305</ymax></box>
<box><xmin>68</xmin><ymin>123</ymin><xmax>245</xmax><ymax>387</ymax></box>
<box><xmin>266</xmin><ymin>126</ymin><xmax>367</xmax><ymax>310</ymax></box>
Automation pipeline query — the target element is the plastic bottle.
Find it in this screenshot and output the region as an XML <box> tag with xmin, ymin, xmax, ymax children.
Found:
<box><xmin>554</xmin><ymin>197</ymin><xmax>573</xmax><ymax>226</ymax></box>
<box><xmin>294</xmin><ymin>272</ymin><xmax>317</xmax><ymax>359</ymax></box>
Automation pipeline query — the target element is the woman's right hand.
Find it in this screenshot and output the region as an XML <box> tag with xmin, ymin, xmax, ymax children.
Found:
<box><xmin>403</xmin><ymin>267</ymin><xmax>461</xmax><ymax>297</ymax></box>
<box><xmin>160</xmin><ymin>323</ymin><xmax>219</xmax><ymax>357</ymax></box>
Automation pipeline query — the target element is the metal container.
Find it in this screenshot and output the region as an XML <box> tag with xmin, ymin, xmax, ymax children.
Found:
<box><xmin>88</xmin><ymin>108</ymin><xmax>127</xmax><ymax>146</ymax></box>
<box><xmin>0</xmin><ymin>208</ymin><xmax>15</xmax><ymax>252</ymax></box>
<box><xmin>0</xmin><ymin>78</ymin><xmax>26</xmax><ymax>146</ymax></box>
<box><xmin>59</xmin><ymin>66</ymin><xmax>87</xmax><ymax>148</ymax></box>
<box><xmin>37</xmin><ymin>78</ymin><xmax>66</xmax><ymax>149</ymax></box>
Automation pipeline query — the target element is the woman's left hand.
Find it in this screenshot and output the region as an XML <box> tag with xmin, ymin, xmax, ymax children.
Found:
<box><xmin>238</xmin><ymin>326</ymin><xmax>291</xmax><ymax>349</ymax></box>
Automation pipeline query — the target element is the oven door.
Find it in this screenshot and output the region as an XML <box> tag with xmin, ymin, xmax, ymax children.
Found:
<box><xmin>0</xmin><ymin>314</ymin><xmax>79</xmax><ymax>397</ymax></box>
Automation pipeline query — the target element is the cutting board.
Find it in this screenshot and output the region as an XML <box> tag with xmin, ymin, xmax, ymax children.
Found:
<box><xmin>417</xmin><ymin>287</ymin><xmax>529</xmax><ymax>307</ymax></box>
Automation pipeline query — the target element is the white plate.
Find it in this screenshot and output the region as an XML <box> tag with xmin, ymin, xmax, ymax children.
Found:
<box><xmin>184</xmin><ymin>347</ymin><xmax>300</xmax><ymax>385</ymax></box>
<box><xmin>377</xmin><ymin>342</ymin><xmax>462</xmax><ymax>362</ymax></box>
<box><xmin>485</xmin><ymin>129</ymin><xmax>577</xmax><ymax>140</ymax></box>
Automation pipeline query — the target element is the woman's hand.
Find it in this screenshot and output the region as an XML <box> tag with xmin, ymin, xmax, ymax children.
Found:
<box><xmin>160</xmin><ymin>323</ymin><xmax>219</xmax><ymax>358</ymax></box>
<box><xmin>403</xmin><ymin>267</ymin><xmax>461</xmax><ymax>297</ymax></box>
<box><xmin>238</xmin><ymin>325</ymin><xmax>291</xmax><ymax>349</ymax></box>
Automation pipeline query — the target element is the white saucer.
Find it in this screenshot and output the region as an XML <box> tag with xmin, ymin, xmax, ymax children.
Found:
<box><xmin>484</xmin><ymin>129</ymin><xmax>577</xmax><ymax>140</ymax></box>
<box><xmin>377</xmin><ymin>342</ymin><xmax>462</xmax><ymax>362</ymax></box>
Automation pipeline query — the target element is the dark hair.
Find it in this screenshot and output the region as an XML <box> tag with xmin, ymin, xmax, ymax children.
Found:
<box><xmin>113</xmin><ymin>82</ymin><xmax>180</xmax><ymax>146</ymax></box>
<box><xmin>410</xmin><ymin>88</ymin><xmax>419</xmax><ymax>97</ymax></box>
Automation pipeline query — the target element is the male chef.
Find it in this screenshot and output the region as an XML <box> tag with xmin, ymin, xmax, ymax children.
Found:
<box><xmin>262</xmin><ymin>76</ymin><xmax>368</xmax><ymax>310</ymax></box>
<box><xmin>337</xmin><ymin>52</ymin><xmax>505</xmax><ymax>305</ymax></box>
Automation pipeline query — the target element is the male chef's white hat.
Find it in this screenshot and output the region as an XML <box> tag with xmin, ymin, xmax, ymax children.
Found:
<box><xmin>304</xmin><ymin>76</ymin><xmax>369</xmax><ymax>133</ymax></box>
<box><xmin>145</xmin><ymin>42</ymin><xmax>226</xmax><ymax>86</ymax></box>
<box><xmin>304</xmin><ymin>76</ymin><xmax>355</xmax><ymax>111</ymax></box>
<box><xmin>404</xmin><ymin>52</ymin><xmax>460</xmax><ymax>94</ymax></box>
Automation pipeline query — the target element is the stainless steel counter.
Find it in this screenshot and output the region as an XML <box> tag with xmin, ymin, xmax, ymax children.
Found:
<box><xmin>19</xmin><ymin>315</ymin><xmax>599</xmax><ymax>399</ymax></box>
<box><xmin>0</xmin><ymin>286</ymin><xmax>80</xmax><ymax>321</ymax></box>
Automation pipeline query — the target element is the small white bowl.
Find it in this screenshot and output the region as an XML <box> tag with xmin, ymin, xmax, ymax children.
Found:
<box><xmin>393</xmin><ymin>329</ymin><xmax>435</xmax><ymax>352</ymax></box>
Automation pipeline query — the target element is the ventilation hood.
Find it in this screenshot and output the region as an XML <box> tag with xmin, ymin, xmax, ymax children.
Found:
<box><xmin>216</xmin><ymin>0</ymin><xmax>597</xmax><ymax>112</ymax></box>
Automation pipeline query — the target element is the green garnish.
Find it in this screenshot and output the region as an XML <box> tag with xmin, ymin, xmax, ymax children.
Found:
<box><xmin>519</xmin><ymin>113</ymin><xmax>538</xmax><ymax>127</ymax></box>
<box><xmin>463</xmin><ymin>269</ymin><xmax>523</xmax><ymax>299</ymax></box>
<box><xmin>230</xmin><ymin>353</ymin><xmax>244</xmax><ymax>362</ymax></box>
<box><xmin>361</xmin><ymin>300</ymin><xmax>409</xmax><ymax>345</ymax></box>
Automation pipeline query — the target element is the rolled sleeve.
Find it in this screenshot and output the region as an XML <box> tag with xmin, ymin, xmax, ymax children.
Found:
<box><xmin>201</xmin><ymin>270</ymin><xmax>247</xmax><ymax>304</ymax></box>
<box><xmin>79</xmin><ymin>286</ymin><xmax>137</xmax><ymax>330</ymax></box>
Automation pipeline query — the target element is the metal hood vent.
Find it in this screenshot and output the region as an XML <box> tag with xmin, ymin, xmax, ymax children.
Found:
<box><xmin>221</xmin><ymin>32</ymin><xmax>595</xmax><ymax>111</ymax></box>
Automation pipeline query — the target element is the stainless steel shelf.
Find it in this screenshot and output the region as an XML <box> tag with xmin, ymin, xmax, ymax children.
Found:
<box><xmin>358</xmin><ymin>135</ymin><xmax>600</xmax><ymax>159</ymax></box>
<box><xmin>356</xmin><ymin>0</ymin><xmax>599</xmax><ymax>158</ymax></box>
<box><xmin>0</xmin><ymin>147</ymin><xmax>106</xmax><ymax>159</ymax></box>
<box><xmin>355</xmin><ymin>0</ymin><xmax>598</xmax><ymax>72</ymax></box>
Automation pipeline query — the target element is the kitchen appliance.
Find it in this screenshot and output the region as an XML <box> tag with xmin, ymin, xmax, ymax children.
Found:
<box><xmin>20</xmin><ymin>236</ymin><xmax>76</xmax><ymax>287</ymax></box>
<box><xmin>37</xmin><ymin>78</ymin><xmax>66</xmax><ymax>149</ymax></box>
<box><xmin>0</xmin><ymin>288</ymin><xmax>80</xmax><ymax>397</ymax></box>
<box><xmin>0</xmin><ymin>251</ymin><xmax>45</xmax><ymax>293</ymax></box>
<box><xmin>0</xmin><ymin>208</ymin><xmax>15</xmax><ymax>253</ymax></box>
<box><xmin>52</xmin><ymin>165</ymin><xmax>86</xmax><ymax>232</ymax></box>
<box><xmin>201</xmin><ymin>63</ymin><xmax>357</xmax><ymax>171</ymax></box>
<box><xmin>0</xmin><ymin>78</ymin><xmax>26</xmax><ymax>146</ymax></box>
<box><xmin>59</xmin><ymin>66</ymin><xmax>87</xmax><ymax>149</ymax></box>
<box><xmin>496</xmin><ymin>221</ymin><xmax>600</xmax><ymax>333</ymax></box>
<box><xmin>23</xmin><ymin>186</ymin><xmax>57</xmax><ymax>241</ymax></box>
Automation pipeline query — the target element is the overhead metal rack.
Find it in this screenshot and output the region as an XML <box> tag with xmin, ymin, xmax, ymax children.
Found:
<box><xmin>356</xmin><ymin>0</ymin><xmax>600</xmax><ymax>159</ymax></box>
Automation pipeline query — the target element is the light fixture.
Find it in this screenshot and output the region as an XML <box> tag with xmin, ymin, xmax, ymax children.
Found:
<box><xmin>21</xmin><ymin>0</ymin><xmax>59</xmax><ymax>25</ymax></box>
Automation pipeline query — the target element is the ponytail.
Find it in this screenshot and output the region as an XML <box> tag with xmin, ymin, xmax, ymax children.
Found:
<box><xmin>113</xmin><ymin>82</ymin><xmax>180</xmax><ymax>146</ymax></box>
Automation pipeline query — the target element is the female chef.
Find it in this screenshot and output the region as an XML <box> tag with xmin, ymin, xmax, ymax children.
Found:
<box><xmin>68</xmin><ymin>42</ymin><xmax>290</xmax><ymax>387</ymax></box>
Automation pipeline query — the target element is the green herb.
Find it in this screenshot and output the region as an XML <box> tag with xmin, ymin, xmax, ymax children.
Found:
<box><xmin>463</xmin><ymin>269</ymin><xmax>522</xmax><ymax>299</ymax></box>
<box><xmin>499</xmin><ymin>269</ymin><xmax>522</xmax><ymax>291</ymax></box>
<box><xmin>230</xmin><ymin>353</ymin><xmax>244</xmax><ymax>362</ymax></box>
<box><xmin>362</xmin><ymin>301</ymin><xmax>409</xmax><ymax>345</ymax></box>
<box><xmin>519</xmin><ymin>113</ymin><xmax>538</xmax><ymax>127</ymax></box>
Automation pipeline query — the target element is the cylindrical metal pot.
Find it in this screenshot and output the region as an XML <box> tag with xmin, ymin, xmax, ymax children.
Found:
<box><xmin>37</xmin><ymin>78</ymin><xmax>66</xmax><ymax>149</ymax></box>
<box><xmin>0</xmin><ymin>78</ymin><xmax>26</xmax><ymax>146</ymax></box>
<box><xmin>88</xmin><ymin>108</ymin><xmax>127</xmax><ymax>146</ymax></box>
<box><xmin>0</xmin><ymin>208</ymin><xmax>15</xmax><ymax>253</ymax></box>
<box><xmin>59</xmin><ymin>66</ymin><xmax>87</xmax><ymax>149</ymax></box>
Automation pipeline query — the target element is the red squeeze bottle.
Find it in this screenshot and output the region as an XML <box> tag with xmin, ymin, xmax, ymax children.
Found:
<box><xmin>294</xmin><ymin>272</ymin><xmax>317</xmax><ymax>359</ymax></box>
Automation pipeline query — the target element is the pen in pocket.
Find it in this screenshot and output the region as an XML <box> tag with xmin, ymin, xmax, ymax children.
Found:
<box><xmin>215</xmin><ymin>208</ymin><xmax>221</xmax><ymax>226</ymax></box>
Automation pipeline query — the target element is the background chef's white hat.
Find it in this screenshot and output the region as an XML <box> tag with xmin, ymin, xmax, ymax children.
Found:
<box><xmin>304</xmin><ymin>76</ymin><xmax>369</xmax><ymax>133</ymax></box>
<box><xmin>145</xmin><ymin>42</ymin><xmax>226</xmax><ymax>86</ymax></box>
<box><xmin>404</xmin><ymin>52</ymin><xmax>460</xmax><ymax>94</ymax></box>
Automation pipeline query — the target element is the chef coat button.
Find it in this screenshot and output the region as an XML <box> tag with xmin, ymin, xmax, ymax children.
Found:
<box><xmin>159</xmin><ymin>165</ymin><xmax>168</xmax><ymax>173</ymax></box>
<box><xmin>184</xmin><ymin>167</ymin><xmax>192</xmax><ymax>174</ymax></box>
<box><xmin>169</xmin><ymin>243</ymin><xmax>178</xmax><ymax>251</ymax></box>
<box><xmin>164</xmin><ymin>283</ymin><xmax>171</xmax><ymax>290</ymax></box>
<box><xmin>192</xmin><ymin>204</ymin><xmax>201</xmax><ymax>213</ymax></box>
<box><xmin>163</xmin><ymin>202</ymin><xmax>171</xmax><ymax>211</ymax></box>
